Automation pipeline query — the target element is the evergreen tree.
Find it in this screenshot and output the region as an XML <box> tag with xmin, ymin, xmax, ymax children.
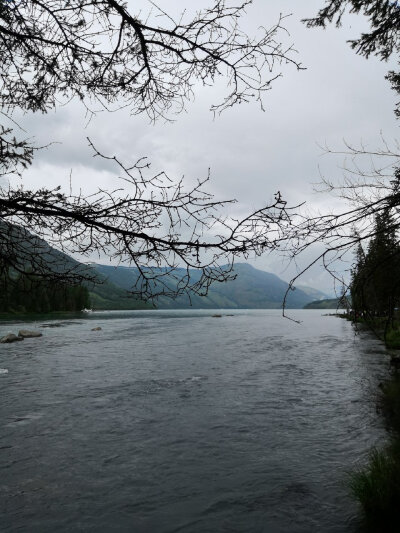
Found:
<box><xmin>0</xmin><ymin>269</ymin><xmax>90</xmax><ymax>314</ymax></box>
<box><xmin>305</xmin><ymin>0</ymin><xmax>400</xmax><ymax>117</ymax></box>
<box><xmin>350</xmin><ymin>241</ymin><xmax>367</xmax><ymax>318</ymax></box>
<box><xmin>350</xmin><ymin>208</ymin><xmax>400</xmax><ymax>332</ymax></box>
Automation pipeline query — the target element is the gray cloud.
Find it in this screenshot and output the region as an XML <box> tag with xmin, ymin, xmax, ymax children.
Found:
<box><xmin>11</xmin><ymin>0</ymin><xmax>399</xmax><ymax>293</ymax></box>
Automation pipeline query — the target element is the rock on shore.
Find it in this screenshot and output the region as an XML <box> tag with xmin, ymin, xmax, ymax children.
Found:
<box><xmin>0</xmin><ymin>330</ymin><xmax>43</xmax><ymax>343</ymax></box>
<box><xmin>0</xmin><ymin>334</ymin><xmax>24</xmax><ymax>343</ymax></box>
<box><xmin>18</xmin><ymin>330</ymin><xmax>43</xmax><ymax>338</ymax></box>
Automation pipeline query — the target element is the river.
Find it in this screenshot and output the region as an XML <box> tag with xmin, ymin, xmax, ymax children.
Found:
<box><xmin>0</xmin><ymin>309</ymin><xmax>391</xmax><ymax>532</ymax></box>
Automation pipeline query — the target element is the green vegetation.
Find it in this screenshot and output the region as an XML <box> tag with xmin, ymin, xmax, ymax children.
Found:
<box><xmin>0</xmin><ymin>228</ymin><xmax>152</xmax><ymax>315</ymax></box>
<box><xmin>94</xmin><ymin>262</ymin><xmax>317</xmax><ymax>309</ymax></box>
<box><xmin>347</xmin><ymin>209</ymin><xmax>400</xmax><ymax>530</ymax></box>
<box><xmin>0</xmin><ymin>270</ymin><xmax>90</xmax><ymax>314</ymax></box>
<box><xmin>380</xmin><ymin>375</ymin><xmax>400</xmax><ymax>430</ymax></box>
<box><xmin>350</xmin><ymin>208</ymin><xmax>400</xmax><ymax>348</ymax></box>
<box><xmin>303</xmin><ymin>298</ymin><xmax>345</xmax><ymax>309</ymax></box>
<box><xmin>350</xmin><ymin>375</ymin><xmax>400</xmax><ymax>532</ymax></box>
<box><xmin>350</xmin><ymin>446</ymin><xmax>400</xmax><ymax>532</ymax></box>
<box><xmin>385</xmin><ymin>330</ymin><xmax>400</xmax><ymax>350</ymax></box>
<box><xmin>0</xmin><ymin>269</ymin><xmax>151</xmax><ymax>315</ymax></box>
<box><xmin>88</xmin><ymin>282</ymin><xmax>150</xmax><ymax>311</ymax></box>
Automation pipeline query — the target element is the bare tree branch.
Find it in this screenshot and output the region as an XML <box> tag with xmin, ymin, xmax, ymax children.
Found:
<box><xmin>0</xmin><ymin>1</ymin><xmax>304</xmax><ymax>301</ymax></box>
<box><xmin>281</xmin><ymin>140</ymin><xmax>400</xmax><ymax>315</ymax></box>
<box><xmin>0</xmin><ymin>0</ymin><xmax>302</xmax><ymax>119</ymax></box>
<box><xmin>0</xmin><ymin>132</ymin><xmax>299</xmax><ymax>300</ymax></box>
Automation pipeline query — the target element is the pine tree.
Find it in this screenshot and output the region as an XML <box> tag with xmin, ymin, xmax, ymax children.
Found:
<box><xmin>350</xmin><ymin>241</ymin><xmax>367</xmax><ymax>318</ymax></box>
<box><xmin>350</xmin><ymin>208</ymin><xmax>400</xmax><ymax>333</ymax></box>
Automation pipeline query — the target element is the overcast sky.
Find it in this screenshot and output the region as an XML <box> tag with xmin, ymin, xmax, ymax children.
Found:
<box><xmin>13</xmin><ymin>0</ymin><xmax>400</xmax><ymax>294</ymax></box>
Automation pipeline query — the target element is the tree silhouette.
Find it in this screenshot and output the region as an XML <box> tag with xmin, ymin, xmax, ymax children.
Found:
<box><xmin>281</xmin><ymin>0</ymin><xmax>400</xmax><ymax>307</ymax></box>
<box><xmin>0</xmin><ymin>1</ymin><xmax>302</xmax><ymax>300</ymax></box>
<box><xmin>305</xmin><ymin>0</ymin><xmax>400</xmax><ymax>115</ymax></box>
<box><xmin>350</xmin><ymin>208</ymin><xmax>400</xmax><ymax>337</ymax></box>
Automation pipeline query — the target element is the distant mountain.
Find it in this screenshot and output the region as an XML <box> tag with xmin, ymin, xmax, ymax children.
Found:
<box><xmin>296</xmin><ymin>285</ymin><xmax>330</xmax><ymax>301</ymax></box>
<box><xmin>89</xmin><ymin>279</ymin><xmax>150</xmax><ymax>310</ymax></box>
<box><xmin>1</xmin><ymin>222</ymin><xmax>325</xmax><ymax>311</ymax></box>
<box><xmin>0</xmin><ymin>221</ymin><xmax>91</xmax><ymax>280</ymax></box>
<box><xmin>0</xmin><ymin>222</ymin><xmax>150</xmax><ymax>311</ymax></box>
<box><xmin>93</xmin><ymin>262</ymin><xmax>317</xmax><ymax>309</ymax></box>
<box><xmin>303</xmin><ymin>298</ymin><xmax>347</xmax><ymax>310</ymax></box>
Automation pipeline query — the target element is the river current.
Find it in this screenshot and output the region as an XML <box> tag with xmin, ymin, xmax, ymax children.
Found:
<box><xmin>0</xmin><ymin>309</ymin><xmax>391</xmax><ymax>532</ymax></box>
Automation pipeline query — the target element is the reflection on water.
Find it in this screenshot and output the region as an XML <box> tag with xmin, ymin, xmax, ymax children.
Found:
<box><xmin>0</xmin><ymin>310</ymin><xmax>391</xmax><ymax>532</ymax></box>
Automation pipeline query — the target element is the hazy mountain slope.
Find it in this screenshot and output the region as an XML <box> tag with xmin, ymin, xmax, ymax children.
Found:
<box><xmin>1</xmin><ymin>223</ymin><xmax>150</xmax><ymax>311</ymax></box>
<box><xmin>296</xmin><ymin>285</ymin><xmax>330</xmax><ymax>301</ymax></box>
<box><xmin>93</xmin><ymin>262</ymin><xmax>315</xmax><ymax>309</ymax></box>
<box><xmin>303</xmin><ymin>298</ymin><xmax>348</xmax><ymax>310</ymax></box>
<box><xmin>1</xmin><ymin>222</ymin><xmax>317</xmax><ymax>310</ymax></box>
<box><xmin>88</xmin><ymin>281</ymin><xmax>151</xmax><ymax>310</ymax></box>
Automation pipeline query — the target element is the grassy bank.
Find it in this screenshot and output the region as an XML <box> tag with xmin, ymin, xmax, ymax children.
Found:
<box><xmin>350</xmin><ymin>373</ymin><xmax>400</xmax><ymax>531</ymax></box>
<box><xmin>350</xmin><ymin>446</ymin><xmax>400</xmax><ymax>532</ymax></box>
<box><xmin>342</xmin><ymin>311</ymin><xmax>400</xmax><ymax>349</ymax></box>
<box><xmin>385</xmin><ymin>329</ymin><xmax>400</xmax><ymax>350</ymax></box>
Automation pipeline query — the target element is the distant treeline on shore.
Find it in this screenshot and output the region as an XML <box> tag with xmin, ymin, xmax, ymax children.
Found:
<box><xmin>0</xmin><ymin>272</ymin><xmax>90</xmax><ymax>314</ymax></box>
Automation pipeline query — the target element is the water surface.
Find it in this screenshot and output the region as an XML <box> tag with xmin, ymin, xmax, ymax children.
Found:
<box><xmin>0</xmin><ymin>310</ymin><xmax>390</xmax><ymax>532</ymax></box>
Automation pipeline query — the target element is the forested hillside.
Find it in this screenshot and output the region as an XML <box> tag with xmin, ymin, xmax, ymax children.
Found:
<box><xmin>0</xmin><ymin>272</ymin><xmax>90</xmax><ymax>313</ymax></box>
<box><xmin>0</xmin><ymin>224</ymin><xmax>150</xmax><ymax>313</ymax></box>
<box><xmin>303</xmin><ymin>298</ymin><xmax>343</xmax><ymax>310</ymax></box>
<box><xmin>93</xmin><ymin>262</ymin><xmax>318</xmax><ymax>309</ymax></box>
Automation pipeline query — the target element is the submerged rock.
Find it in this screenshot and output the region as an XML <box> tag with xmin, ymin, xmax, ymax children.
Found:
<box><xmin>91</xmin><ymin>327</ymin><xmax>102</xmax><ymax>331</ymax></box>
<box><xmin>212</xmin><ymin>314</ymin><xmax>222</xmax><ymax>318</ymax></box>
<box><xmin>18</xmin><ymin>330</ymin><xmax>43</xmax><ymax>338</ymax></box>
<box><xmin>0</xmin><ymin>334</ymin><xmax>24</xmax><ymax>343</ymax></box>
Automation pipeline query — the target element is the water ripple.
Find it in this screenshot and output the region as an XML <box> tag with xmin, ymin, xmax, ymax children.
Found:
<box><xmin>0</xmin><ymin>309</ymin><xmax>389</xmax><ymax>532</ymax></box>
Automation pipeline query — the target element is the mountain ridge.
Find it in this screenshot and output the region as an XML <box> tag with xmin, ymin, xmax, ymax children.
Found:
<box><xmin>93</xmin><ymin>262</ymin><xmax>318</xmax><ymax>309</ymax></box>
<box><xmin>1</xmin><ymin>222</ymin><xmax>326</xmax><ymax>311</ymax></box>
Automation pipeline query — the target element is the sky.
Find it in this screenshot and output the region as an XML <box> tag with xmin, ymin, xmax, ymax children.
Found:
<box><xmin>11</xmin><ymin>0</ymin><xmax>400</xmax><ymax>295</ymax></box>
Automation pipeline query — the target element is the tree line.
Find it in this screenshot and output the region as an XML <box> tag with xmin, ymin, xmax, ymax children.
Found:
<box><xmin>350</xmin><ymin>207</ymin><xmax>400</xmax><ymax>341</ymax></box>
<box><xmin>0</xmin><ymin>271</ymin><xmax>90</xmax><ymax>314</ymax></box>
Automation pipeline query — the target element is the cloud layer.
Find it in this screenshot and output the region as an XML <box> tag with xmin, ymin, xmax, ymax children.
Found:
<box><xmin>10</xmin><ymin>0</ymin><xmax>399</xmax><ymax>293</ymax></box>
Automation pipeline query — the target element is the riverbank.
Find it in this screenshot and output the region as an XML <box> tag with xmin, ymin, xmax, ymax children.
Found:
<box><xmin>337</xmin><ymin>311</ymin><xmax>400</xmax><ymax>350</ymax></box>
<box><xmin>350</xmin><ymin>373</ymin><xmax>400</xmax><ymax>532</ymax></box>
<box><xmin>345</xmin><ymin>314</ymin><xmax>400</xmax><ymax>531</ymax></box>
<box><xmin>0</xmin><ymin>310</ymin><xmax>91</xmax><ymax>322</ymax></box>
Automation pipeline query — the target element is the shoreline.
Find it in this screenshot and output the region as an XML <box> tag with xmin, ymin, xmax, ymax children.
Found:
<box><xmin>341</xmin><ymin>312</ymin><xmax>400</xmax><ymax>530</ymax></box>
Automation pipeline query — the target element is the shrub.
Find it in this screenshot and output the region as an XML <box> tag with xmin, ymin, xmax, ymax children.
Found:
<box><xmin>350</xmin><ymin>446</ymin><xmax>400</xmax><ymax>531</ymax></box>
<box><xmin>385</xmin><ymin>329</ymin><xmax>400</xmax><ymax>349</ymax></box>
<box><xmin>379</xmin><ymin>376</ymin><xmax>400</xmax><ymax>431</ymax></box>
